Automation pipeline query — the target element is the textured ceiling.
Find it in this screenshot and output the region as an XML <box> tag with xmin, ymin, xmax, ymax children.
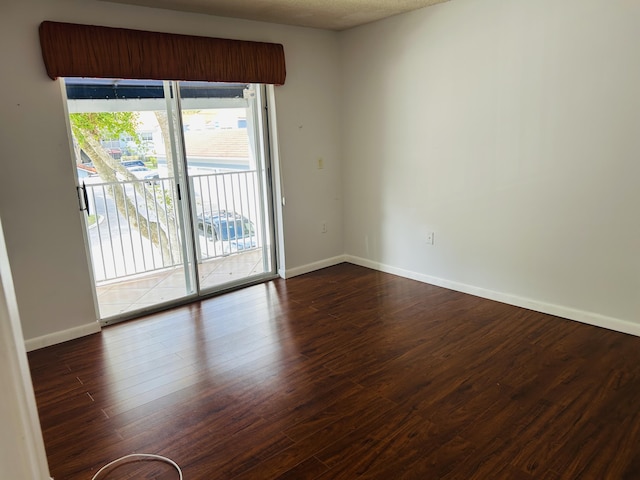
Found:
<box><xmin>101</xmin><ymin>0</ymin><xmax>450</xmax><ymax>30</ymax></box>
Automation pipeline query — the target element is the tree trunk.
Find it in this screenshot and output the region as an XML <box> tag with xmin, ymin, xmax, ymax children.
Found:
<box><xmin>82</xmin><ymin>134</ymin><xmax>177</xmax><ymax>265</ymax></box>
<box><xmin>153</xmin><ymin>110</ymin><xmax>182</xmax><ymax>257</ymax></box>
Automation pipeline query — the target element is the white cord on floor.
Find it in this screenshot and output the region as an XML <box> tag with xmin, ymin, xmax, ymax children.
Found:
<box><xmin>91</xmin><ymin>453</ymin><xmax>183</xmax><ymax>479</ymax></box>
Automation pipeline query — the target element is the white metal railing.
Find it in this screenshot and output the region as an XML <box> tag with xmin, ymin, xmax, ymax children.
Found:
<box><xmin>190</xmin><ymin>171</ymin><xmax>262</xmax><ymax>261</ymax></box>
<box><xmin>85</xmin><ymin>170</ymin><xmax>261</xmax><ymax>283</ymax></box>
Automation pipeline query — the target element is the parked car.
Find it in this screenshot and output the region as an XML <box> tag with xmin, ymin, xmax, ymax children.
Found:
<box><xmin>120</xmin><ymin>160</ymin><xmax>145</xmax><ymax>168</ymax></box>
<box><xmin>126</xmin><ymin>166</ymin><xmax>160</xmax><ymax>180</ymax></box>
<box><xmin>117</xmin><ymin>161</ymin><xmax>160</xmax><ymax>181</ymax></box>
<box><xmin>197</xmin><ymin>211</ymin><xmax>257</xmax><ymax>253</ymax></box>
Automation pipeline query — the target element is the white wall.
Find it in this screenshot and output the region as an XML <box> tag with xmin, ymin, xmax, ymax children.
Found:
<box><xmin>0</xmin><ymin>0</ymin><xmax>343</xmax><ymax>345</ymax></box>
<box><xmin>0</xmin><ymin>217</ymin><xmax>51</xmax><ymax>479</ymax></box>
<box><xmin>341</xmin><ymin>0</ymin><xmax>640</xmax><ymax>330</ymax></box>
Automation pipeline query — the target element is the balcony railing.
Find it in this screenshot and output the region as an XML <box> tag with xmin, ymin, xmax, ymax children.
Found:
<box><xmin>85</xmin><ymin>170</ymin><xmax>262</xmax><ymax>283</ymax></box>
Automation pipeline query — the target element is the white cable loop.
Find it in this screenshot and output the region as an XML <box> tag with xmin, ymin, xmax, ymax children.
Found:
<box><xmin>91</xmin><ymin>453</ymin><xmax>183</xmax><ymax>480</ymax></box>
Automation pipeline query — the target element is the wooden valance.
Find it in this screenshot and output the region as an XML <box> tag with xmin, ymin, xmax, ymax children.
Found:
<box><xmin>39</xmin><ymin>21</ymin><xmax>286</xmax><ymax>85</ymax></box>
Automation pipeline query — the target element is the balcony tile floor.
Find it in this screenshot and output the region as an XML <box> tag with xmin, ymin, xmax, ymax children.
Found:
<box><xmin>96</xmin><ymin>249</ymin><xmax>264</xmax><ymax>319</ymax></box>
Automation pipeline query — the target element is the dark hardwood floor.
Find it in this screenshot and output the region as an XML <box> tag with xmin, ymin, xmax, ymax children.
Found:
<box><xmin>28</xmin><ymin>263</ymin><xmax>640</xmax><ymax>479</ymax></box>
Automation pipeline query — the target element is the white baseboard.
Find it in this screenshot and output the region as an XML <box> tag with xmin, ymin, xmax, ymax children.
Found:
<box><xmin>282</xmin><ymin>255</ymin><xmax>347</xmax><ymax>279</ymax></box>
<box><xmin>345</xmin><ymin>255</ymin><xmax>640</xmax><ymax>338</ymax></box>
<box><xmin>24</xmin><ymin>256</ymin><xmax>637</xmax><ymax>352</ymax></box>
<box><xmin>25</xmin><ymin>321</ymin><xmax>101</xmax><ymax>352</ymax></box>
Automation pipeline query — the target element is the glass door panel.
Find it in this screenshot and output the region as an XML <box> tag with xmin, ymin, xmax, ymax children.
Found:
<box><xmin>177</xmin><ymin>82</ymin><xmax>275</xmax><ymax>292</ymax></box>
<box><xmin>65</xmin><ymin>79</ymin><xmax>196</xmax><ymax>321</ymax></box>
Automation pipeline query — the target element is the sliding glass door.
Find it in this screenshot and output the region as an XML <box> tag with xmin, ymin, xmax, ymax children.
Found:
<box><xmin>177</xmin><ymin>82</ymin><xmax>274</xmax><ymax>293</ymax></box>
<box><xmin>65</xmin><ymin>79</ymin><xmax>276</xmax><ymax>322</ymax></box>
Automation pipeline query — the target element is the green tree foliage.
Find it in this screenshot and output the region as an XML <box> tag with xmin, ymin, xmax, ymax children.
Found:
<box><xmin>70</xmin><ymin>112</ymin><xmax>180</xmax><ymax>265</ymax></box>
<box><xmin>70</xmin><ymin>112</ymin><xmax>140</xmax><ymax>150</ymax></box>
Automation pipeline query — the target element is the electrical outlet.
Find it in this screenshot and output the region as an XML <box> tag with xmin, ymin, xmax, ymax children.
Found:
<box><xmin>317</xmin><ymin>157</ymin><xmax>324</xmax><ymax>169</ymax></box>
<box><xmin>426</xmin><ymin>232</ymin><xmax>435</xmax><ymax>245</ymax></box>
<box><xmin>321</xmin><ymin>222</ymin><xmax>327</xmax><ymax>233</ymax></box>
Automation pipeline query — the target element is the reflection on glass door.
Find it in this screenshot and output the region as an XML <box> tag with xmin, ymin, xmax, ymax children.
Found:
<box><xmin>64</xmin><ymin>79</ymin><xmax>275</xmax><ymax>322</ymax></box>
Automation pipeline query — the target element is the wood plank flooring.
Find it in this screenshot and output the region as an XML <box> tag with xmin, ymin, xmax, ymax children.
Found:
<box><xmin>28</xmin><ymin>263</ymin><xmax>640</xmax><ymax>479</ymax></box>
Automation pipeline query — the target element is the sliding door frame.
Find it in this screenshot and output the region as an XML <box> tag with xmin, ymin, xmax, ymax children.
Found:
<box><xmin>62</xmin><ymin>80</ymin><xmax>281</xmax><ymax>326</ymax></box>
